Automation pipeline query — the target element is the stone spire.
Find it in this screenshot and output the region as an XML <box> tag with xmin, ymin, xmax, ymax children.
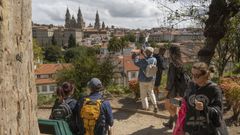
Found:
<box><xmin>65</xmin><ymin>8</ymin><xmax>71</xmax><ymax>28</ymax></box>
<box><xmin>102</xmin><ymin>21</ymin><xmax>105</xmax><ymax>29</ymax></box>
<box><xmin>94</xmin><ymin>10</ymin><xmax>100</xmax><ymax>29</ymax></box>
<box><xmin>77</xmin><ymin>7</ymin><xmax>85</xmax><ymax>29</ymax></box>
<box><xmin>70</xmin><ymin>15</ymin><xmax>76</xmax><ymax>28</ymax></box>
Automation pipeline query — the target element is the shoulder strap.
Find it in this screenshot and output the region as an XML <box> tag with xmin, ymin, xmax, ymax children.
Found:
<box><xmin>64</xmin><ymin>98</ymin><xmax>75</xmax><ymax>104</ymax></box>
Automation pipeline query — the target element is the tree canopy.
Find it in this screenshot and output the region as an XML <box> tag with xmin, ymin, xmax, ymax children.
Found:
<box><xmin>57</xmin><ymin>46</ymin><xmax>116</xmax><ymax>96</ymax></box>
<box><xmin>154</xmin><ymin>0</ymin><xmax>240</xmax><ymax>64</ymax></box>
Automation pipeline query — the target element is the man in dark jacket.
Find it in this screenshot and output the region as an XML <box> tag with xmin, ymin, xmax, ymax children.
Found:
<box><xmin>153</xmin><ymin>46</ymin><xmax>166</xmax><ymax>100</ymax></box>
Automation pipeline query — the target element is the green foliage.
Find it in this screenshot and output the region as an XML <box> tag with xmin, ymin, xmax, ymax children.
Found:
<box><xmin>135</xmin><ymin>42</ymin><xmax>141</xmax><ymax>49</ymax></box>
<box><xmin>106</xmin><ymin>84</ymin><xmax>130</xmax><ymax>95</ymax></box>
<box><xmin>233</xmin><ymin>63</ymin><xmax>240</xmax><ymax>74</ymax></box>
<box><xmin>125</xmin><ymin>32</ymin><xmax>136</xmax><ymax>42</ymax></box>
<box><xmin>64</xmin><ymin>46</ymin><xmax>90</xmax><ymax>63</ymax></box>
<box><xmin>159</xmin><ymin>73</ymin><xmax>167</xmax><ymax>90</ymax></box>
<box><xmin>138</xmin><ymin>33</ymin><xmax>145</xmax><ymax>44</ymax></box>
<box><xmin>33</xmin><ymin>38</ymin><xmax>43</xmax><ymax>61</ymax></box>
<box><xmin>52</xmin><ymin>34</ymin><xmax>57</xmax><ymax>46</ymax></box>
<box><xmin>37</xmin><ymin>94</ymin><xmax>56</xmax><ymax>106</ymax></box>
<box><xmin>184</xmin><ymin>63</ymin><xmax>193</xmax><ymax>77</ymax></box>
<box><xmin>108</xmin><ymin>36</ymin><xmax>122</xmax><ymax>52</ymax></box>
<box><xmin>149</xmin><ymin>40</ymin><xmax>157</xmax><ymax>48</ymax></box>
<box><xmin>57</xmin><ymin>46</ymin><xmax>116</xmax><ymax>97</ymax></box>
<box><xmin>214</xmin><ymin>15</ymin><xmax>240</xmax><ymax>77</ymax></box>
<box><xmin>163</xmin><ymin>42</ymin><xmax>172</xmax><ymax>49</ymax></box>
<box><xmin>44</xmin><ymin>45</ymin><xmax>63</xmax><ymax>62</ymax></box>
<box><xmin>68</xmin><ymin>34</ymin><xmax>76</xmax><ymax>48</ymax></box>
<box><xmin>108</xmin><ymin>36</ymin><xmax>128</xmax><ymax>53</ymax></box>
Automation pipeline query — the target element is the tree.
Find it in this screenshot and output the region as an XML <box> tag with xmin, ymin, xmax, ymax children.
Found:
<box><xmin>44</xmin><ymin>45</ymin><xmax>62</xmax><ymax>62</ymax></box>
<box><xmin>138</xmin><ymin>33</ymin><xmax>145</xmax><ymax>44</ymax></box>
<box><xmin>68</xmin><ymin>34</ymin><xmax>76</xmax><ymax>48</ymax></box>
<box><xmin>51</xmin><ymin>34</ymin><xmax>57</xmax><ymax>46</ymax></box>
<box><xmin>154</xmin><ymin>0</ymin><xmax>240</xmax><ymax>64</ymax></box>
<box><xmin>64</xmin><ymin>46</ymin><xmax>90</xmax><ymax>63</ymax></box>
<box><xmin>108</xmin><ymin>36</ymin><xmax>129</xmax><ymax>53</ymax></box>
<box><xmin>57</xmin><ymin>47</ymin><xmax>115</xmax><ymax>97</ymax></box>
<box><xmin>125</xmin><ymin>32</ymin><xmax>136</xmax><ymax>42</ymax></box>
<box><xmin>108</xmin><ymin>36</ymin><xmax>122</xmax><ymax>52</ymax></box>
<box><xmin>33</xmin><ymin>38</ymin><xmax>43</xmax><ymax>62</ymax></box>
<box><xmin>0</xmin><ymin>0</ymin><xmax>38</xmax><ymax>134</ymax></box>
<box><xmin>214</xmin><ymin>15</ymin><xmax>240</xmax><ymax>77</ymax></box>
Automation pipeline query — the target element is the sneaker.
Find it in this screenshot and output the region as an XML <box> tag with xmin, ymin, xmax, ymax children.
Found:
<box><xmin>153</xmin><ymin>107</ymin><xmax>158</xmax><ymax>113</ymax></box>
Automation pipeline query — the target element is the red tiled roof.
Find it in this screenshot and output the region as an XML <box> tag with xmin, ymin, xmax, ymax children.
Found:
<box><xmin>35</xmin><ymin>64</ymin><xmax>71</xmax><ymax>75</ymax></box>
<box><xmin>36</xmin><ymin>78</ymin><xmax>56</xmax><ymax>85</ymax></box>
<box><xmin>118</xmin><ymin>55</ymin><xmax>139</xmax><ymax>72</ymax></box>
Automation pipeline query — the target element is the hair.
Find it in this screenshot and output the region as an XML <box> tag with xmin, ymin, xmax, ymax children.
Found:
<box><xmin>158</xmin><ymin>46</ymin><xmax>166</xmax><ymax>55</ymax></box>
<box><xmin>192</xmin><ymin>62</ymin><xmax>215</xmax><ymax>78</ymax></box>
<box><xmin>62</xmin><ymin>82</ymin><xmax>74</xmax><ymax>96</ymax></box>
<box><xmin>169</xmin><ymin>45</ymin><xmax>183</xmax><ymax>67</ymax></box>
<box><xmin>56</xmin><ymin>86</ymin><xmax>64</xmax><ymax>97</ymax></box>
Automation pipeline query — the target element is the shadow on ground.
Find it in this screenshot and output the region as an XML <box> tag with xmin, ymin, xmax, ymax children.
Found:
<box><xmin>131</xmin><ymin>126</ymin><xmax>172</xmax><ymax>135</ymax></box>
<box><xmin>113</xmin><ymin>97</ymin><xmax>141</xmax><ymax>120</ymax></box>
<box><xmin>113</xmin><ymin>97</ymin><xmax>169</xmax><ymax>120</ymax></box>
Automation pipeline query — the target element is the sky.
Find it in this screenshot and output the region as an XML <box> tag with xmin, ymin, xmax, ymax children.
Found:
<box><xmin>32</xmin><ymin>0</ymin><xmax>196</xmax><ymax>29</ymax></box>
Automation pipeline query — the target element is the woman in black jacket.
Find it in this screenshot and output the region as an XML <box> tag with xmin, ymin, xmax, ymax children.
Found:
<box><xmin>184</xmin><ymin>62</ymin><xmax>228</xmax><ymax>135</ymax></box>
<box><xmin>163</xmin><ymin>45</ymin><xmax>189</xmax><ymax>129</ymax></box>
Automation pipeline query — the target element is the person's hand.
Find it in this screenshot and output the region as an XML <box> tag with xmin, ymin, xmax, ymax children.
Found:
<box><xmin>195</xmin><ymin>99</ymin><xmax>204</xmax><ymax>111</ymax></box>
<box><xmin>131</xmin><ymin>49</ymin><xmax>140</xmax><ymax>54</ymax></box>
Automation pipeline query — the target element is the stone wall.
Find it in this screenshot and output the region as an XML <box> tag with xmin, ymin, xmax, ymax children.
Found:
<box><xmin>0</xmin><ymin>0</ymin><xmax>39</xmax><ymax>134</ymax></box>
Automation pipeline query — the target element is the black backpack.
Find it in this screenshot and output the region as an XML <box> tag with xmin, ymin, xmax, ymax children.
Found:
<box><xmin>51</xmin><ymin>99</ymin><xmax>74</xmax><ymax>121</ymax></box>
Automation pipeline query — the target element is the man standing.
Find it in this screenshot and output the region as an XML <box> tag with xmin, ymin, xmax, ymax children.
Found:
<box><xmin>132</xmin><ymin>47</ymin><xmax>158</xmax><ymax>113</ymax></box>
<box><xmin>153</xmin><ymin>46</ymin><xmax>167</xmax><ymax>100</ymax></box>
<box><xmin>75</xmin><ymin>78</ymin><xmax>114</xmax><ymax>135</ymax></box>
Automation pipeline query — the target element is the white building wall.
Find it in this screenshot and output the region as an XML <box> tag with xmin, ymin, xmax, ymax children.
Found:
<box><xmin>37</xmin><ymin>84</ymin><xmax>57</xmax><ymax>94</ymax></box>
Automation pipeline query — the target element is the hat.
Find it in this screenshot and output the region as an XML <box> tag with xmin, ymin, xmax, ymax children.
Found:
<box><xmin>145</xmin><ymin>47</ymin><xmax>154</xmax><ymax>53</ymax></box>
<box><xmin>87</xmin><ymin>78</ymin><xmax>103</xmax><ymax>91</ymax></box>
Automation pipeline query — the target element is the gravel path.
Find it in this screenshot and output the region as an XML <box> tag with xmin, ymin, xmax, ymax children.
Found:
<box><xmin>37</xmin><ymin>96</ymin><xmax>240</xmax><ymax>135</ymax></box>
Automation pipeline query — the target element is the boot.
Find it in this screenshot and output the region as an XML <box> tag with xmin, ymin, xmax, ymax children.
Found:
<box><xmin>163</xmin><ymin>115</ymin><xmax>177</xmax><ymax>129</ymax></box>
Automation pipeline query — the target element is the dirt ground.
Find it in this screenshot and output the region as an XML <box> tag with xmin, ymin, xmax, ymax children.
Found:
<box><xmin>37</xmin><ymin>96</ymin><xmax>240</xmax><ymax>135</ymax></box>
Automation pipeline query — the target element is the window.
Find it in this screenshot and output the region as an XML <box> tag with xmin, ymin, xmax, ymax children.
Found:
<box><xmin>131</xmin><ymin>72</ymin><xmax>136</xmax><ymax>78</ymax></box>
<box><xmin>36</xmin><ymin>86</ymin><xmax>40</xmax><ymax>93</ymax></box>
<box><xmin>40</xmin><ymin>74</ymin><xmax>49</xmax><ymax>79</ymax></box>
<box><xmin>42</xmin><ymin>85</ymin><xmax>48</xmax><ymax>92</ymax></box>
<box><xmin>50</xmin><ymin>85</ymin><xmax>56</xmax><ymax>92</ymax></box>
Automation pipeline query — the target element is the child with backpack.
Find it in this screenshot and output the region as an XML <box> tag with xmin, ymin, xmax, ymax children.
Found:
<box><xmin>75</xmin><ymin>78</ymin><xmax>114</xmax><ymax>135</ymax></box>
<box><xmin>49</xmin><ymin>82</ymin><xmax>77</xmax><ymax>133</ymax></box>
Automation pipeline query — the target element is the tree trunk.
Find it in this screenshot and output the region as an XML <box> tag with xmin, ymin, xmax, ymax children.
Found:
<box><xmin>198</xmin><ymin>0</ymin><xmax>227</xmax><ymax>64</ymax></box>
<box><xmin>198</xmin><ymin>0</ymin><xmax>240</xmax><ymax>64</ymax></box>
<box><xmin>0</xmin><ymin>0</ymin><xmax>39</xmax><ymax>134</ymax></box>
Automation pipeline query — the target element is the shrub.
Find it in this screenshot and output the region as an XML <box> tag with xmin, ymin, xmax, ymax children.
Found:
<box><xmin>219</xmin><ymin>77</ymin><xmax>240</xmax><ymax>124</ymax></box>
<box><xmin>37</xmin><ymin>94</ymin><xmax>56</xmax><ymax>106</ymax></box>
<box><xmin>128</xmin><ymin>80</ymin><xmax>140</xmax><ymax>100</ymax></box>
<box><xmin>106</xmin><ymin>84</ymin><xmax>130</xmax><ymax>95</ymax></box>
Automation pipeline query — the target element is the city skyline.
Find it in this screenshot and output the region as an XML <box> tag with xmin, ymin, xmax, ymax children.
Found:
<box><xmin>32</xmin><ymin>0</ymin><xmax>196</xmax><ymax>29</ymax></box>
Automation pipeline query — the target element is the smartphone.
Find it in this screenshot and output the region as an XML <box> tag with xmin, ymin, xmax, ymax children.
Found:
<box><xmin>170</xmin><ymin>98</ymin><xmax>182</xmax><ymax>107</ymax></box>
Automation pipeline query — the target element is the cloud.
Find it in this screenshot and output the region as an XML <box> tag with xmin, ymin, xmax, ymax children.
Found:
<box><xmin>32</xmin><ymin>0</ymin><xmax>194</xmax><ymax>28</ymax></box>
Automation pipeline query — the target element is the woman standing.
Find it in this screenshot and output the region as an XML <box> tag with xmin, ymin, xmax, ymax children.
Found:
<box><xmin>163</xmin><ymin>45</ymin><xmax>189</xmax><ymax>129</ymax></box>
<box><xmin>184</xmin><ymin>62</ymin><xmax>228</xmax><ymax>135</ymax></box>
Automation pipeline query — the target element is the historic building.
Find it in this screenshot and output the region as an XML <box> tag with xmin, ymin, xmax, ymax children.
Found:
<box><xmin>65</xmin><ymin>7</ymin><xmax>85</xmax><ymax>29</ymax></box>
